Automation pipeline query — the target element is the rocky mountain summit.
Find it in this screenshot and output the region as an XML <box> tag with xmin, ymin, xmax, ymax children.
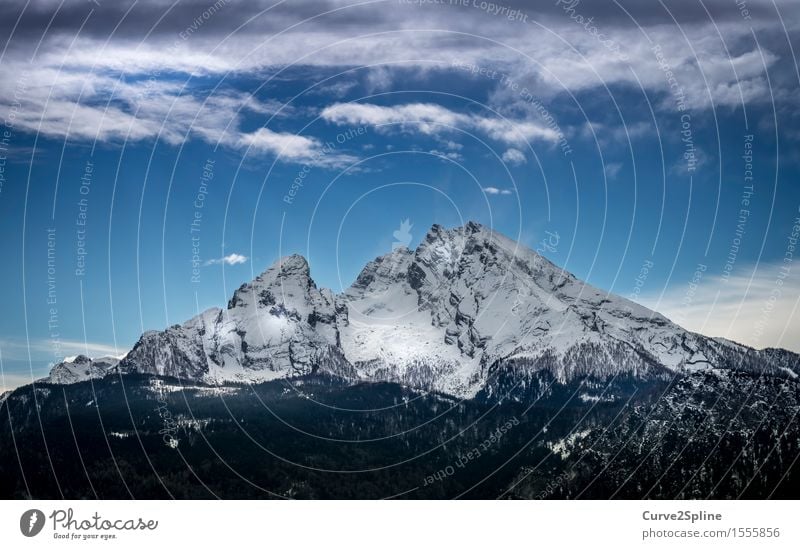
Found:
<box><xmin>7</xmin><ymin>221</ymin><xmax>798</xmax><ymax>500</ymax></box>
<box><xmin>44</xmin><ymin>222</ymin><xmax>799</xmax><ymax>399</ymax></box>
<box><xmin>45</xmin><ymin>354</ymin><xmax>122</xmax><ymax>384</ymax></box>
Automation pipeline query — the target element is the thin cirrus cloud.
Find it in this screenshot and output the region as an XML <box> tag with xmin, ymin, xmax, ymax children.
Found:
<box><xmin>204</xmin><ymin>253</ymin><xmax>249</xmax><ymax>266</ymax></box>
<box><xmin>320</xmin><ymin>102</ymin><xmax>560</xmax><ymax>147</ymax></box>
<box><xmin>0</xmin><ymin>339</ymin><xmax>127</xmax><ymax>389</ymax></box>
<box><xmin>0</xmin><ymin>338</ymin><xmax>125</xmax><ymax>363</ymax></box>
<box><xmin>0</xmin><ymin>63</ymin><xmax>356</xmax><ymax>167</ymax></box>
<box><xmin>603</xmin><ymin>161</ymin><xmax>623</xmax><ymax>180</ymax></box>
<box><xmin>0</xmin><ymin>0</ymin><xmax>792</xmax><ymax>163</ymax></box>
<box><xmin>236</xmin><ymin>127</ymin><xmax>358</xmax><ymax>167</ymax></box>
<box><xmin>0</xmin><ymin>0</ymin><xmax>800</xmax><ymax>166</ymax></box>
<box><xmin>4</xmin><ymin>0</ymin><xmax>781</xmax><ymax>108</ymax></box>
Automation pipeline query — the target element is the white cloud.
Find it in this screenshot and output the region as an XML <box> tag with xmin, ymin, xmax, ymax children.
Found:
<box><xmin>41</xmin><ymin>11</ymin><xmax>778</xmax><ymax>110</ymax></box>
<box><xmin>0</xmin><ymin>338</ymin><xmax>125</xmax><ymax>363</ymax></box>
<box><xmin>321</xmin><ymin>102</ymin><xmax>463</xmax><ymax>134</ymax></box>
<box><xmin>472</xmin><ymin>117</ymin><xmax>559</xmax><ymax>145</ymax></box>
<box><xmin>0</xmin><ymin>63</ymin><xmax>350</xmax><ymax>168</ymax></box>
<box><xmin>638</xmin><ymin>263</ymin><xmax>800</xmax><ymax>353</ymax></box>
<box><xmin>364</xmin><ymin>66</ymin><xmax>394</xmax><ymax>93</ymax></box>
<box><xmin>501</xmin><ymin>148</ymin><xmax>526</xmax><ymax>165</ymax></box>
<box><xmin>238</xmin><ymin>129</ymin><xmax>317</xmax><ymax>159</ymax></box>
<box><xmin>580</xmin><ymin>120</ymin><xmax>652</xmax><ymax>148</ymax></box>
<box><xmin>0</xmin><ymin>0</ymin><xmax>789</xmax><ymax>156</ymax></box>
<box><xmin>321</xmin><ymin>102</ymin><xmax>558</xmax><ymax>147</ymax></box>
<box><xmin>233</xmin><ymin>126</ymin><xmax>357</xmax><ymax>168</ymax></box>
<box><xmin>482</xmin><ymin>186</ymin><xmax>514</xmax><ymax>196</ymax></box>
<box><xmin>429</xmin><ymin>149</ymin><xmax>463</xmax><ymax>161</ymax></box>
<box><xmin>604</xmin><ymin>162</ymin><xmax>623</xmax><ymax>180</ymax></box>
<box><xmin>204</xmin><ymin>253</ymin><xmax>249</xmax><ymax>266</ymax></box>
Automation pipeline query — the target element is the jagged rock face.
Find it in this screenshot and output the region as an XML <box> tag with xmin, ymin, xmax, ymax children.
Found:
<box><xmin>46</xmin><ymin>355</ymin><xmax>120</xmax><ymax>384</ymax></box>
<box><xmin>117</xmin><ymin>255</ymin><xmax>354</xmax><ymax>383</ymax></box>
<box><xmin>48</xmin><ymin>223</ymin><xmax>800</xmax><ymax>398</ymax></box>
<box><xmin>341</xmin><ymin>241</ymin><xmax>474</xmax><ymax>395</ymax></box>
<box><xmin>341</xmin><ymin>222</ymin><xmax>800</xmax><ymax>397</ymax></box>
<box><xmin>345</xmin><ymin>246</ymin><xmax>413</xmax><ymax>300</ymax></box>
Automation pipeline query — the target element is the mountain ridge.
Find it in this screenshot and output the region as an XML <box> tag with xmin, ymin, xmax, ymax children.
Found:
<box><xmin>39</xmin><ymin>221</ymin><xmax>799</xmax><ymax>399</ymax></box>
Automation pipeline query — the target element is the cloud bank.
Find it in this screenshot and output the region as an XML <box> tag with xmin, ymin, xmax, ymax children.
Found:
<box><xmin>0</xmin><ymin>0</ymin><xmax>796</xmax><ymax>163</ymax></box>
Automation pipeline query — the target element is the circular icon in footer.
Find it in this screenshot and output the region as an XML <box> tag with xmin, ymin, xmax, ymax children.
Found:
<box><xmin>20</xmin><ymin>509</ymin><xmax>45</xmax><ymax>537</ymax></box>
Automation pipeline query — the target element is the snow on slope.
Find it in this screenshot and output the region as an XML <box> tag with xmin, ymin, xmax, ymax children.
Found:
<box><xmin>339</xmin><ymin>221</ymin><xmax>719</xmax><ymax>396</ymax></box>
<box><xmin>344</xmin><ymin>221</ymin><xmax>799</xmax><ymax>396</ymax></box>
<box><xmin>341</xmin><ymin>246</ymin><xmax>477</xmax><ymax>395</ymax></box>
<box><xmin>115</xmin><ymin>254</ymin><xmax>354</xmax><ymax>384</ymax></box>
<box><xmin>44</xmin><ymin>355</ymin><xmax>122</xmax><ymax>384</ymax></box>
<box><xmin>42</xmin><ymin>222</ymin><xmax>800</xmax><ymax>397</ymax></box>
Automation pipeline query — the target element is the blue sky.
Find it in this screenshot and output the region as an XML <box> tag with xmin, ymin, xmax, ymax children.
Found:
<box><xmin>1</xmin><ymin>0</ymin><xmax>800</xmax><ymax>390</ymax></box>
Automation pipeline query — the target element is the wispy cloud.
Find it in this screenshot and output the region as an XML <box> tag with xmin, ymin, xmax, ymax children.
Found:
<box><xmin>604</xmin><ymin>161</ymin><xmax>623</xmax><ymax>180</ymax></box>
<box><xmin>320</xmin><ymin>102</ymin><xmax>559</xmax><ymax>147</ymax></box>
<box><xmin>321</xmin><ymin>102</ymin><xmax>463</xmax><ymax>135</ymax></box>
<box><xmin>0</xmin><ymin>338</ymin><xmax>126</xmax><ymax>363</ymax></box>
<box><xmin>204</xmin><ymin>253</ymin><xmax>249</xmax><ymax>266</ymax></box>
<box><xmin>580</xmin><ymin>121</ymin><xmax>653</xmax><ymax>148</ymax></box>
<box><xmin>0</xmin><ymin>0</ymin><xmax>791</xmax><ymax>156</ymax></box>
<box><xmin>429</xmin><ymin>149</ymin><xmax>463</xmax><ymax>161</ymax></box>
<box><xmin>0</xmin><ymin>65</ymin><xmax>353</xmax><ymax>168</ymax></box>
<box><xmin>482</xmin><ymin>186</ymin><xmax>514</xmax><ymax>196</ymax></box>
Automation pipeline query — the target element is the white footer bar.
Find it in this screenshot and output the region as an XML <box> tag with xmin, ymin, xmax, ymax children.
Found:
<box><xmin>1</xmin><ymin>500</ymin><xmax>798</xmax><ymax>548</ymax></box>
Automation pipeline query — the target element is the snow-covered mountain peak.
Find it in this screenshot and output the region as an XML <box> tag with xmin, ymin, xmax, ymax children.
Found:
<box><xmin>43</xmin><ymin>221</ymin><xmax>798</xmax><ymax>398</ymax></box>
<box><xmin>44</xmin><ymin>355</ymin><xmax>121</xmax><ymax>384</ymax></box>
<box><xmin>117</xmin><ymin>253</ymin><xmax>350</xmax><ymax>384</ymax></box>
<box><xmin>339</xmin><ymin>221</ymin><xmax>798</xmax><ymax>394</ymax></box>
<box><xmin>228</xmin><ymin>254</ymin><xmax>316</xmax><ymax>311</ymax></box>
<box><xmin>265</xmin><ymin>253</ymin><xmax>311</xmax><ymax>279</ymax></box>
<box><xmin>346</xmin><ymin>246</ymin><xmax>413</xmax><ymax>299</ymax></box>
<box><xmin>412</xmin><ymin>221</ymin><xmax>563</xmax><ymax>286</ymax></box>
